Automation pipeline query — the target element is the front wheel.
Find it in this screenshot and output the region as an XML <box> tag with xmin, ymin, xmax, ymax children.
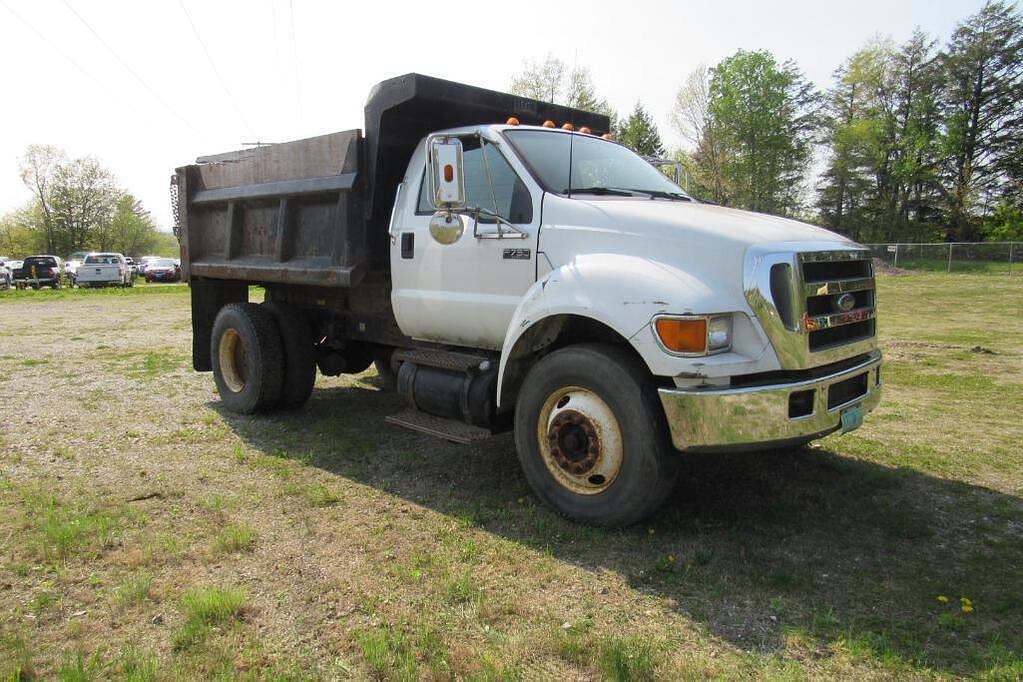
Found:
<box><xmin>514</xmin><ymin>343</ymin><xmax>679</xmax><ymax>527</ymax></box>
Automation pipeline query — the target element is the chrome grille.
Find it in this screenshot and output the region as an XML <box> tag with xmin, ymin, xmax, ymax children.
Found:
<box><xmin>798</xmin><ymin>252</ymin><xmax>876</xmax><ymax>352</ymax></box>
<box><xmin>744</xmin><ymin>245</ymin><xmax>878</xmax><ymax>370</ymax></box>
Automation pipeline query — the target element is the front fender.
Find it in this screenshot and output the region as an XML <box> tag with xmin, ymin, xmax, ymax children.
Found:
<box><xmin>497</xmin><ymin>253</ymin><xmax>760</xmax><ymax>408</ymax></box>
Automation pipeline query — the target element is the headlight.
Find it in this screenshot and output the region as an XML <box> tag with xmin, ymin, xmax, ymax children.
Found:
<box><xmin>654</xmin><ymin>314</ymin><xmax>732</xmax><ymax>356</ymax></box>
<box><xmin>707</xmin><ymin>315</ymin><xmax>732</xmax><ymax>352</ymax></box>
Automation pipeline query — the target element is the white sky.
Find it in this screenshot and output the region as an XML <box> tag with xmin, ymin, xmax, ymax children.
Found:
<box><xmin>0</xmin><ymin>0</ymin><xmax>998</xmax><ymax>233</ymax></box>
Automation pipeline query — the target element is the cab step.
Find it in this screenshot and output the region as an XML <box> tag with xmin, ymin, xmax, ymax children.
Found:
<box><xmin>385</xmin><ymin>409</ymin><xmax>493</xmax><ymax>444</ymax></box>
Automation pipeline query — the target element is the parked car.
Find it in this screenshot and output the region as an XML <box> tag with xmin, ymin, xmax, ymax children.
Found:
<box><xmin>136</xmin><ymin>255</ymin><xmax>161</xmax><ymax>278</ymax></box>
<box><xmin>14</xmin><ymin>255</ymin><xmax>63</xmax><ymax>289</ymax></box>
<box><xmin>0</xmin><ymin>257</ymin><xmax>12</xmax><ymax>289</ymax></box>
<box><xmin>77</xmin><ymin>252</ymin><xmax>133</xmax><ymax>288</ymax></box>
<box><xmin>65</xmin><ymin>250</ymin><xmax>91</xmax><ymax>286</ymax></box>
<box><xmin>6</xmin><ymin>260</ymin><xmax>23</xmax><ymax>286</ymax></box>
<box><xmin>144</xmin><ymin>258</ymin><xmax>180</xmax><ymax>283</ymax></box>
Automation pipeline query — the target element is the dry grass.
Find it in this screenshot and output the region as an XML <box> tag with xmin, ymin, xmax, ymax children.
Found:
<box><xmin>0</xmin><ymin>275</ymin><xmax>1021</xmax><ymax>678</ymax></box>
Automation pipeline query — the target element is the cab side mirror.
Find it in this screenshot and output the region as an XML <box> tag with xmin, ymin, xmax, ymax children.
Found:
<box><xmin>428</xmin><ymin>136</ymin><xmax>465</xmax><ymax>209</ymax></box>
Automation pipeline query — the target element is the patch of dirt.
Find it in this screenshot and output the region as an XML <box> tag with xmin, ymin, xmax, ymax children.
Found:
<box><xmin>872</xmin><ymin>258</ymin><xmax>914</xmax><ymax>275</ymax></box>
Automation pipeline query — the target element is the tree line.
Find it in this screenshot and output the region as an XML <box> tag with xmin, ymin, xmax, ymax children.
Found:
<box><xmin>0</xmin><ymin>145</ymin><xmax>176</xmax><ymax>258</ymax></box>
<box><xmin>510</xmin><ymin>1</ymin><xmax>1023</xmax><ymax>243</ymax></box>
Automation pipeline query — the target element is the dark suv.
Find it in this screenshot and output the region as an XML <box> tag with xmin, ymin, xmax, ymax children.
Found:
<box><xmin>15</xmin><ymin>255</ymin><xmax>63</xmax><ymax>289</ymax></box>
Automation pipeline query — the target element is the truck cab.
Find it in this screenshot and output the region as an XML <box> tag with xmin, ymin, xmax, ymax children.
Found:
<box><xmin>176</xmin><ymin>73</ymin><xmax>881</xmax><ymax>526</ymax></box>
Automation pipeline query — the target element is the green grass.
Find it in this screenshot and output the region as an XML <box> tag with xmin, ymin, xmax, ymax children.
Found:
<box><xmin>0</xmin><ymin>272</ymin><xmax>1021</xmax><ymax>678</ymax></box>
<box><xmin>0</xmin><ymin>281</ymin><xmax>189</xmax><ymax>304</ymax></box>
<box><xmin>890</xmin><ymin>258</ymin><xmax>1020</xmax><ymax>274</ymax></box>
<box><xmin>211</xmin><ymin>524</ymin><xmax>256</xmax><ymax>554</ymax></box>
<box><xmin>113</xmin><ymin>571</ymin><xmax>153</xmax><ymax>606</ymax></box>
<box><xmin>173</xmin><ymin>586</ymin><xmax>247</xmax><ymax>650</ymax></box>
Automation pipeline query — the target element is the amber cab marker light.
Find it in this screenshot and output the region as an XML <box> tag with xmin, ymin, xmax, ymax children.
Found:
<box><xmin>655</xmin><ymin>318</ymin><xmax>707</xmax><ymax>354</ymax></box>
<box><xmin>601</xmin><ymin>133</ymin><xmax>614</xmax><ymax>141</ymax></box>
<box><xmin>506</xmin><ymin>117</ymin><xmax>520</xmax><ymax>126</ymax></box>
<box><xmin>542</xmin><ymin>120</ymin><xmax>557</xmax><ymax>128</ymax></box>
<box><xmin>579</xmin><ymin>126</ymin><xmax>592</xmax><ymax>134</ymax></box>
<box><xmin>561</xmin><ymin>123</ymin><xmax>575</xmax><ymax>131</ymax></box>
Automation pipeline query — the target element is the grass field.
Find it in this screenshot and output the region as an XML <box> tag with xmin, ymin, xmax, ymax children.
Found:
<box><xmin>0</xmin><ymin>274</ymin><xmax>1021</xmax><ymax>680</ymax></box>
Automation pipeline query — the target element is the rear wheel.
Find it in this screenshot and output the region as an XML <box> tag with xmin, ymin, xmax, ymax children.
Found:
<box><xmin>262</xmin><ymin>303</ymin><xmax>316</xmax><ymax>408</ymax></box>
<box><xmin>514</xmin><ymin>343</ymin><xmax>679</xmax><ymax>527</ymax></box>
<box><xmin>211</xmin><ymin>303</ymin><xmax>284</xmax><ymax>414</ymax></box>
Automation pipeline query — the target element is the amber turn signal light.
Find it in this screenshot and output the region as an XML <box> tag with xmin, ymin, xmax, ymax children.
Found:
<box><xmin>655</xmin><ymin>318</ymin><xmax>707</xmax><ymax>354</ymax></box>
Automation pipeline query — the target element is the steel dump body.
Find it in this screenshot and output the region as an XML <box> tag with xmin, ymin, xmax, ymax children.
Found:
<box><xmin>177</xmin><ymin>130</ymin><xmax>363</xmax><ymax>288</ymax></box>
<box><xmin>175</xmin><ymin>73</ymin><xmax>610</xmax><ymax>287</ymax></box>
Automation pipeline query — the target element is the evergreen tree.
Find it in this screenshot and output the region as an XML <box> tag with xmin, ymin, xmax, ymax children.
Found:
<box><xmin>620</xmin><ymin>102</ymin><xmax>665</xmax><ymax>157</ymax></box>
<box><xmin>940</xmin><ymin>0</ymin><xmax>1023</xmax><ymax>240</ymax></box>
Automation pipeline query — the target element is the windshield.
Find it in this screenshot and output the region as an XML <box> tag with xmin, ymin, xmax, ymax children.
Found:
<box><xmin>154</xmin><ymin>259</ymin><xmax>176</xmax><ymax>267</ymax></box>
<box><xmin>505</xmin><ymin>130</ymin><xmax>690</xmax><ymax>199</ymax></box>
<box><xmin>85</xmin><ymin>255</ymin><xmax>118</xmax><ymax>264</ymax></box>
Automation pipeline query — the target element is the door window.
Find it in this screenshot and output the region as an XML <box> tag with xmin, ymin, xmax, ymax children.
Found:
<box><xmin>417</xmin><ymin>138</ymin><xmax>532</xmax><ymax>223</ymax></box>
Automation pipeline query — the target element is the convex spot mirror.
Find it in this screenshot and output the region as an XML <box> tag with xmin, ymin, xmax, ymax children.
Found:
<box><xmin>428</xmin><ymin>136</ymin><xmax>465</xmax><ymax>209</ymax></box>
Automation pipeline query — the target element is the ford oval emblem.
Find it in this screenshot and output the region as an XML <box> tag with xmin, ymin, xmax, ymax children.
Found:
<box><xmin>834</xmin><ymin>292</ymin><xmax>857</xmax><ymax>312</ymax></box>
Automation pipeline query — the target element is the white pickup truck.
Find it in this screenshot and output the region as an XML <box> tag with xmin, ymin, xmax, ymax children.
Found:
<box><xmin>177</xmin><ymin>74</ymin><xmax>881</xmax><ymax>526</ymax></box>
<box><xmin>77</xmin><ymin>253</ymin><xmax>134</xmax><ymax>288</ymax></box>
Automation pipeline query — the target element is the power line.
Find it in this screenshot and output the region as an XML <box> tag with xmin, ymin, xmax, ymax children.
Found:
<box><xmin>0</xmin><ymin>0</ymin><xmax>109</xmax><ymax>96</ymax></box>
<box><xmin>177</xmin><ymin>0</ymin><xmax>255</xmax><ymax>138</ymax></box>
<box><xmin>288</xmin><ymin>0</ymin><xmax>302</xmax><ymax>122</ymax></box>
<box><xmin>58</xmin><ymin>0</ymin><xmax>201</xmax><ymax>134</ymax></box>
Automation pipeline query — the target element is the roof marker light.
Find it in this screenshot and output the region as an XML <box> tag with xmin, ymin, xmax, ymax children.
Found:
<box><xmin>561</xmin><ymin>123</ymin><xmax>575</xmax><ymax>131</ymax></box>
<box><xmin>506</xmin><ymin>117</ymin><xmax>520</xmax><ymax>126</ymax></box>
<box><xmin>579</xmin><ymin>126</ymin><xmax>592</xmax><ymax>134</ymax></box>
<box><xmin>601</xmin><ymin>133</ymin><xmax>614</xmax><ymax>141</ymax></box>
<box><xmin>542</xmin><ymin>120</ymin><xmax>556</xmax><ymax>128</ymax></box>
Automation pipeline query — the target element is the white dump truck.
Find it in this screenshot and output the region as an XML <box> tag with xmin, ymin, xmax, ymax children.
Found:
<box><xmin>175</xmin><ymin>74</ymin><xmax>881</xmax><ymax>526</ymax></box>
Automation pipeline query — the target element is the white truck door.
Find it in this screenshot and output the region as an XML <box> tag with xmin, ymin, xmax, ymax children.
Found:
<box><xmin>391</xmin><ymin>135</ymin><xmax>540</xmax><ymax>350</ymax></box>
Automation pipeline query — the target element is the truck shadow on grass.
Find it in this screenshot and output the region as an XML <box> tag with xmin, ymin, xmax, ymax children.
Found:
<box><xmin>217</xmin><ymin>381</ymin><xmax>1023</xmax><ymax>676</ymax></box>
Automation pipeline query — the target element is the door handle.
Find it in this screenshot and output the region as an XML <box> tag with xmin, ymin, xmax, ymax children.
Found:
<box><xmin>401</xmin><ymin>232</ymin><xmax>414</xmax><ymax>259</ymax></box>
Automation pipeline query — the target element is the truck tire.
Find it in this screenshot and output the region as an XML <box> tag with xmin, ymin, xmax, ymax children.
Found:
<box><xmin>262</xmin><ymin>302</ymin><xmax>316</xmax><ymax>408</ymax></box>
<box><xmin>211</xmin><ymin>303</ymin><xmax>284</xmax><ymax>414</ymax></box>
<box><xmin>514</xmin><ymin>343</ymin><xmax>679</xmax><ymax>527</ymax></box>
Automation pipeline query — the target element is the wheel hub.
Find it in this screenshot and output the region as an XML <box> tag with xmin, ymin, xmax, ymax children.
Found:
<box><xmin>218</xmin><ymin>328</ymin><xmax>247</xmax><ymax>393</ymax></box>
<box><xmin>548</xmin><ymin>410</ymin><xmax>600</xmax><ymax>475</ymax></box>
<box><xmin>537</xmin><ymin>386</ymin><xmax>624</xmax><ymax>495</ymax></box>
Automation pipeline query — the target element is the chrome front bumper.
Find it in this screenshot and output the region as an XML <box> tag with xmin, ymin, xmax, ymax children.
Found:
<box><xmin>658</xmin><ymin>351</ymin><xmax>882</xmax><ymax>451</ymax></box>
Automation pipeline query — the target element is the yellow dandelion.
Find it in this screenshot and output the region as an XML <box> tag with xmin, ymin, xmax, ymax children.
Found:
<box><xmin>960</xmin><ymin>597</ymin><xmax>973</xmax><ymax>607</ymax></box>
<box><xmin>962</xmin><ymin>605</ymin><xmax>974</xmax><ymax>614</ymax></box>
<box><xmin>937</xmin><ymin>595</ymin><xmax>949</xmax><ymax>603</ymax></box>
<box><xmin>667</xmin><ymin>555</ymin><xmax>676</xmax><ymax>563</ymax></box>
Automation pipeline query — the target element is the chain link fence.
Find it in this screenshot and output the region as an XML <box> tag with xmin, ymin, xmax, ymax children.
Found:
<box><xmin>865</xmin><ymin>242</ymin><xmax>1020</xmax><ymax>275</ymax></box>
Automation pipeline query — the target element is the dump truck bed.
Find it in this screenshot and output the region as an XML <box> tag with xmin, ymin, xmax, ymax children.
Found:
<box><xmin>176</xmin><ymin>130</ymin><xmax>364</xmax><ymax>287</ymax></box>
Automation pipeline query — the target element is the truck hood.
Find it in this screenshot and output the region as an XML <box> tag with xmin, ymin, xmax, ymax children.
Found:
<box><xmin>538</xmin><ymin>195</ymin><xmax>861</xmax><ymax>314</ymax></box>
<box><xmin>565</xmin><ymin>198</ymin><xmax>850</xmax><ymax>247</ymax></box>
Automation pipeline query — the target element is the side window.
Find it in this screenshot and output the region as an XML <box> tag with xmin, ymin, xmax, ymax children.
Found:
<box><xmin>417</xmin><ymin>139</ymin><xmax>533</xmax><ymax>223</ymax></box>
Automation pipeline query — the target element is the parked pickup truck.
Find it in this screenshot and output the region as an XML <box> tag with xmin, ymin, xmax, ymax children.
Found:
<box><xmin>175</xmin><ymin>74</ymin><xmax>882</xmax><ymax>526</ymax></box>
<box><xmin>77</xmin><ymin>253</ymin><xmax>133</xmax><ymax>288</ymax></box>
<box><xmin>15</xmin><ymin>255</ymin><xmax>63</xmax><ymax>289</ymax></box>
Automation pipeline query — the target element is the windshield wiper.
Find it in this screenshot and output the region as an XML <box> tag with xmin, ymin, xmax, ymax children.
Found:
<box><xmin>564</xmin><ymin>186</ymin><xmax>638</xmax><ymax>197</ymax></box>
<box><xmin>626</xmin><ymin>188</ymin><xmax>692</xmax><ymax>201</ymax></box>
